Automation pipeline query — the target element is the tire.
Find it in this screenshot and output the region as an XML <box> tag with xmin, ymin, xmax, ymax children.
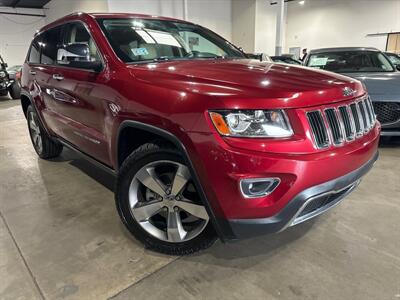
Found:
<box><xmin>116</xmin><ymin>143</ymin><xmax>217</xmax><ymax>255</ymax></box>
<box><xmin>9</xmin><ymin>81</ymin><xmax>21</xmax><ymax>99</ymax></box>
<box><xmin>27</xmin><ymin>105</ymin><xmax>63</xmax><ymax>159</ymax></box>
<box><xmin>0</xmin><ymin>89</ymin><xmax>8</xmax><ymax>97</ymax></box>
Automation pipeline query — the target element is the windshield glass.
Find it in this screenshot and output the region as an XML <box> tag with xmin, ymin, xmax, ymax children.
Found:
<box><xmin>307</xmin><ymin>51</ymin><xmax>394</xmax><ymax>73</ymax></box>
<box><xmin>387</xmin><ymin>53</ymin><xmax>400</xmax><ymax>66</ymax></box>
<box><xmin>97</xmin><ymin>18</ymin><xmax>244</xmax><ymax>63</ymax></box>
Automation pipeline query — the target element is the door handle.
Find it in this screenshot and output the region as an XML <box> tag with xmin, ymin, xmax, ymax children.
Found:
<box><xmin>29</xmin><ymin>70</ymin><xmax>36</xmax><ymax>75</ymax></box>
<box><xmin>52</xmin><ymin>74</ymin><xmax>64</xmax><ymax>81</ymax></box>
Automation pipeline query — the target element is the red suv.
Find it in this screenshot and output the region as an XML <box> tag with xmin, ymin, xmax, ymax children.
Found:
<box><xmin>21</xmin><ymin>13</ymin><xmax>380</xmax><ymax>255</ymax></box>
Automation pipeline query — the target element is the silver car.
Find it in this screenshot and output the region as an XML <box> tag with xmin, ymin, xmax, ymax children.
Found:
<box><xmin>305</xmin><ymin>47</ymin><xmax>400</xmax><ymax>137</ymax></box>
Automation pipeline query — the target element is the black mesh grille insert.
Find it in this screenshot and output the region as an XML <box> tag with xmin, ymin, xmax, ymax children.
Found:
<box><xmin>325</xmin><ymin>108</ymin><xmax>343</xmax><ymax>144</ymax></box>
<box><xmin>297</xmin><ymin>185</ymin><xmax>354</xmax><ymax>219</ymax></box>
<box><xmin>307</xmin><ymin>111</ymin><xmax>329</xmax><ymax>148</ymax></box>
<box><xmin>372</xmin><ymin>102</ymin><xmax>400</xmax><ymax>125</ymax></box>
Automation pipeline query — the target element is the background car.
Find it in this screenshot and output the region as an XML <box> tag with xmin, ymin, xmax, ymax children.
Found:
<box><xmin>271</xmin><ymin>55</ymin><xmax>302</xmax><ymax>65</ymax></box>
<box><xmin>305</xmin><ymin>47</ymin><xmax>400</xmax><ymax>137</ymax></box>
<box><xmin>385</xmin><ymin>52</ymin><xmax>400</xmax><ymax>67</ymax></box>
<box><xmin>0</xmin><ymin>55</ymin><xmax>21</xmax><ymax>99</ymax></box>
<box><xmin>7</xmin><ymin>65</ymin><xmax>22</xmax><ymax>84</ymax></box>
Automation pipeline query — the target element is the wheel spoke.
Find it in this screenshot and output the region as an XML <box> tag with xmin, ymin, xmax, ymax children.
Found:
<box><xmin>132</xmin><ymin>201</ymin><xmax>164</xmax><ymax>222</ymax></box>
<box><xmin>136</xmin><ymin>167</ymin><xmax>166</xmax><ymax>196</ymax></box>
<box><xmin>29</xmin><ymin>119</ymin><xmax>38</xmax><ymax>132</ymax></box>
<box><xmin>171</xmin><ymin>164</ymin><xmax>191</xmax><ymax>196</ymax></box>
<box><xmin>176</xmin><ymin>199</ymin><xmax>209</xmax><ymax>220</ymax></box>
<box><xmin>167</xmin><ymin>209</ymin><xmax>187</xmax><ymax>242</ymax></box>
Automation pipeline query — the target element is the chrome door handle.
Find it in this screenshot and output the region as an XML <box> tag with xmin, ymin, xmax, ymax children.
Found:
<box><xmin>29</xmin><ymin>70</ymin><xmax>36</xmax><ymax>75</ymax></box>
<box><xmin>52</xmin><ymin>74</ymin><xmax>64</xmax><ymax>81</ymax></box>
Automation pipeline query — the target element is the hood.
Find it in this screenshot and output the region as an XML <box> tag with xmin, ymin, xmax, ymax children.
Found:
<box><xmin>343</xmin><ymin>72</ymin><xmax>400</xmax><ymax>102</ymax></box>
<box><xmin>128</xmin><ymin>59</ymin><xmax>365</xmax><ymax>109</ymax></box>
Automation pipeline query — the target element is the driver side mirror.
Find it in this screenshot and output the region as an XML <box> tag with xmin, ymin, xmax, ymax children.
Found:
<box><xmin>57</xmin><ymin>43</ymin><xmax>102</xmax><ymax>72</ymax></box>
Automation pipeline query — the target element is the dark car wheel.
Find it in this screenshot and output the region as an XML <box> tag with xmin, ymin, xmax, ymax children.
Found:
<box><xmin>116</xmin><ymin>143</ymin><xmax>217</xmax><ymax>255</ymax></box>
<box><xmin>9</xmin><ymin>81</ymin><xmax>21</xmax><ymax>99</ymax></box>
<box><xmin>27</xmin><ymin>105</ymin><xmax>63</xmax><ymax>159</ymax></box>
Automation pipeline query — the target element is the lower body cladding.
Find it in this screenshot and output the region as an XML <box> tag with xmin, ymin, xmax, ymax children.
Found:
<box><xmin>188</xmin><ymin>125</ymin><xmax>380</xmax><ymax>240</ymax></box>
<box><xmin>228</xmin><ymin>152</ymin><xmax>378</xmax><ymax>239</ymax></box>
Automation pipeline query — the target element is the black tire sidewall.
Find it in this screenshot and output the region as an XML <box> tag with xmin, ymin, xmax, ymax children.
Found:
<box><xmin>27</xmin><ymin>106</ymin><xmax>44</xmax><ymax>157</ymax></box>
<box><xmin>116</xmin><ymin>145</ymin><xmax>216</xmax><ymax>255</ymax></box>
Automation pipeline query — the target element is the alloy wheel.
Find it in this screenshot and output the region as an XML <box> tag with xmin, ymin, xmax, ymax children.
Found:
<box><xmin>129</xmin><ymin>160</ymin><xmax>209</xmax><ymax>243</ymax></box>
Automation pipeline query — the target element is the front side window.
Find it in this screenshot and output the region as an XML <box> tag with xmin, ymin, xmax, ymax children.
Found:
<box><xmin>41</xmin><ymin>26</ymin><xmax>63</xmax><ymax>65</ymax></box>
<box><xmin>97</xmin><ymin>18</ymin><xmax>244</xmax><ymax>63</ymax></box>
<box><xmin>28</xmin><ymin>36</ymin><xmax>41</xmax><ymax>64</ymax></box>
<box><xmin>63</xmin><ymin>22</ymin><xmax>101</xmax><ymax>62</ymax></box>
<box><xmin>307</xmin><ymin>51</ymin><xmax>395</xmax><ymax>73</ymax></box>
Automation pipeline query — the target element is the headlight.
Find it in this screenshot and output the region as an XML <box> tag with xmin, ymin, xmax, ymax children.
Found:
<box><xmin>209</xmin><ymin>110</ymin><xmax>293</xmax><ymax>138</ymax></box>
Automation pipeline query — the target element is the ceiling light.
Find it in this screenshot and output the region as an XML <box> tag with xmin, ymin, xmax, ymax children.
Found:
<box><xmin>299</xmin><ymin>0</ymin><xmax>305</xmax><ymax>5</ymax></box>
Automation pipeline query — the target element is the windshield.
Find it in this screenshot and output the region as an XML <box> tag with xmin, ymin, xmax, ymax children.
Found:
<box><xmin>97</xmin><ymin>18</ymin><xmax>244</xmax><ymax>63</ymax></box>
<box><xmin>387</xmin><ymin>53</ymin><xmax>400</xmax><ymax>66</ymax></box>
<box><xmin>307</xmin><ymin>51</ymin><xmax>395</xmax><ymax>73</ymax></box>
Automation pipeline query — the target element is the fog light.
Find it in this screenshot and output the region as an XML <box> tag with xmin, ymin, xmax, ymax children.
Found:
<box><xmin>240</xmin><ymin>178</ymin><xmax>280</xmax><ymax>198</ymax></box>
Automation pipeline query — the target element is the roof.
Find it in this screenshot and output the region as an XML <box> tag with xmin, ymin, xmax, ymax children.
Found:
<box><xmin>309</xmin><ymin>47</ymin><xmax>380</xmax><ymax>54</ymax></box>
<box><xmin>88</xmin><ymin>12</ymin><xmax>187</xmax><ymax>22</ymax></box>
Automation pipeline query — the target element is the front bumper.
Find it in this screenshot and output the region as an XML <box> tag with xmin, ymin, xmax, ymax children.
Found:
<box><xmin>228</xmin><ymin>151</ymin><xmax>378</xmax><ymax>239</ymax></box>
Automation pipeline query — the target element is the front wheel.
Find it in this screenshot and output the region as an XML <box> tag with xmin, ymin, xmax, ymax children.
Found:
<box><xmin>116</xmin><ymin>143</ymin><xmax>217</xmax><ymax>255</ymax></box>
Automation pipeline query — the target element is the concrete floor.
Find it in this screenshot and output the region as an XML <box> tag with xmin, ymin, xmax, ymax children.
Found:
<box><xmin>0</xmin><ymin>97</ymin><xmax>399</xmax><ymax>300</ymax></box>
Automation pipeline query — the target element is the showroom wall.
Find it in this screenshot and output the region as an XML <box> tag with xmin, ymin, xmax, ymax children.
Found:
<box><xmin>0</xmin><ymin>7</ymin><xmax>45</xmax><ymax>66</ymax></box>
<box><xmin>285</xmin><ymin>0</ymin><xmax>400</xmax><ymax>52</ymax></box>
<box><xmin>107</xmin><ymin>0</ymin><xmax>232</xmax><ymax>41</ymax></box>
<box><xmin>44</xmin><ymin>0</ymin><xmax>109</xmax><ymax>23</ymax></box>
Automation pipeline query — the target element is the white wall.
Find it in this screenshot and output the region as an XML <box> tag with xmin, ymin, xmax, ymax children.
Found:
<box><xmin>44</xmin><ymin>0</ymin><xmax>109</xmax><ymax>24</ymax></box>
<box><xmin>254</xmin><ymin>0</ymin><xmax>285</xmax><ymax>55</ymax></box>
<box><xmin>232</xmin><ymin>0</ymin><xmax>256</xmax><ymax>52</ymax></box>
<box><xmin>107</xmin><ymin>0</ymin><xmax>232</xmax><ymax>40</ymax></box>
<box><xmin>285</xmin><ymin>0</ymin><xmax>400</xmax><ymax>52</ymax></box>
<box><xmin>0</xmin><ymin>8</ymin><xmax>46</xmax><ymax>66</ymax></box>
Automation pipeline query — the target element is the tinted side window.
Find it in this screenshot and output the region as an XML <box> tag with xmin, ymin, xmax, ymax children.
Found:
<box><xmin>28</xmin><ymin>37</ymin><xmax>41</xmax><ymax>64</ymax></box>
<box><xmin>64</xmin><ymin>23</ymin><xmax>100</xmax><ymax>62</ymax></box>
<box><xmin>41</xmin><ymin>26</ymin><xmax>63</xmax><ymax>65</ymax></box>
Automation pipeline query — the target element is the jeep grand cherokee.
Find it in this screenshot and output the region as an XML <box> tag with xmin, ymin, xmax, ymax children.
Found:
<box><xmin>21</xmin><ymin>13</ymin><xmax>380</xmax><ymax>255</ymax></box>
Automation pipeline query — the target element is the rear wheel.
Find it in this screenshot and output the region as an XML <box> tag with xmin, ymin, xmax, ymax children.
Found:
<box><xmin>116</xmin><ymin>143</ymin><xmax>216</xmax><ymax>255</ymax></box>
<box><xmin>27</xmin><ymin>105</ymin><xmax>63</xmax><ymax>159</ymax></box>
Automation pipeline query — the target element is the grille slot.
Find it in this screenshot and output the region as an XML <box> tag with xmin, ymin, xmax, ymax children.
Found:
<box><xmin>372</xmin><ymin>102</ymin><xmax>400</xmax><ymax>125</ymax></box>
<box><xmin>338</xmin><ymin>106</ymin><xmax>355</xmax><ymax>140</ymax></box>
<box><xmin>325</xmin><ymin>108</ymin><xmax>343</xmax><ymax>145</ymax></box>
<box><xmin>363</xmin><ymin>99</ymin><xmax>373</xmax><ymax>128</ymax></box>
<box><xmin>307</xmin><ymin>97</ymin><xmax>376</xmax><ymax>149</ymax></box>
<box><xmin>307</xmin><ymin>111</ymin><xmax>329</xmax><ymax>148</ymax></box>
<box><xmin>350</xmin><ymin>103</ymin><xmax>362</xmax><ymax>136</ymax></box>
<box><xmin>358</xmin><ymin>101</ymin><xmax>368</xmax><ymax>132</ymax></box>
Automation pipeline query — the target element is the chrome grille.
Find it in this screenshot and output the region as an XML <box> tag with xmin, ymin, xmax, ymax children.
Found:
<box><xmin>307</xmin><ymin>97</ymin><xmax>376</xmax><ymax>149</ymax></box>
